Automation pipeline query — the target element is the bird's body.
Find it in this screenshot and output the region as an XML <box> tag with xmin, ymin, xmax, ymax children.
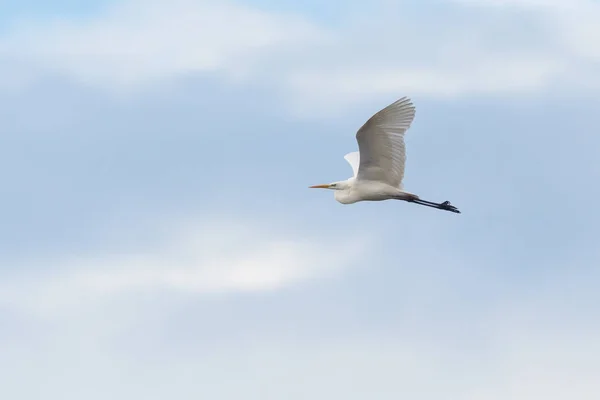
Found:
<box><xmin>310</xmin><ymin>96</ymin><xmax>460</xmax><ymax>213</ymax></box>
<box><xmin>332</xmin><ymin>178</ymin><xmax>414</xmax><ymax>204</ymax></box>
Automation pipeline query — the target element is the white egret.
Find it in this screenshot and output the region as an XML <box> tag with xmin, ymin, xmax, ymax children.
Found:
<box><xmin>310</xmin><ymin>97</ymin><xmax>460</xmax><ymax>213</ymax></box>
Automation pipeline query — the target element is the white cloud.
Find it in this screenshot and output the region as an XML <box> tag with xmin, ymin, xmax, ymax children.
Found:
<box><xmin>1</xmin><ymin>215</ymin><xmax>598</xmax><ymax>400</ymax></box>
<box><xmin>285</xmin><ymin>57</ymin><xmax>564</xmax><ymax>114</ymax></box>
<box><xmin>117</xmin><ymin>333</ymin><xmax>599</xmax><ymax>400</ymax></box>
<box><xmin>0</xmin><ymin>0</ymin><xmax>329</xmax><ymax>88</ymax></box>
<box><xmin>452</xmin><ymin>0</ymin><xmax>600</xmax><ymax>62</ymax></box>
<box><xmin>284</xmin><ymin>0</ymin><xmax>600</xmax><ymax>113</ymax></box>
<box><xmin>453</xmin><ymin>0</ymin><xmax>584</xmax><ymax>9</ymax></box>
<box><xmin>0</xmin><ymin>216</ymin><xmax>369</xmax><ymax>318</ymax></box>
<box><xmin>4</xmin><ymin>276</ymin><xmax>600</xmax><ymax>400</ymax></box>
<box><xmin>1</xmin><ymin>0</ymin><xmax>599</xmax><ymax>110</ymax></box>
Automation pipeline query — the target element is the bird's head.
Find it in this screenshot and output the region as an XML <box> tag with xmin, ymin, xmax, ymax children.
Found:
<box><xmin>309</xmin><ymin>180</ymin><xmax>349</xmax><ymax>190</ymax></box>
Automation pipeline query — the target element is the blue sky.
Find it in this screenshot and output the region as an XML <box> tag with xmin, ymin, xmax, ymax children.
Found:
<box><xmin>1</xmin><ymin>0</ymin><xmax>600</xmax><ymax>399</ymax></box>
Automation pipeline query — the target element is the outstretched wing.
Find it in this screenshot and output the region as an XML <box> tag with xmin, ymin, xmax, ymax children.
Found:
<box><xmin>355</xmin><ymin>97</ymin><xmax>416</xmax><ymax>188</ymax></box>
<box><xmin>343</xmin><ymin>151</ymin><xmax>360</xmax><ymax>177</ymax></box>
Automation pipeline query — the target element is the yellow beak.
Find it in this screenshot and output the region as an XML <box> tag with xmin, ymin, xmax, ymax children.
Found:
<box><xmin>309</xmin><ymin>184</ymin><xmax>329</xmax><ymax>189</ymax></box>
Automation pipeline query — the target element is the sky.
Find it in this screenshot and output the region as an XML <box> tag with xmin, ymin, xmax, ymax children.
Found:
<box><xmin>1</xmin><ymin>0</ymin><xmax>600</xmax><ymax>398</ymax></box>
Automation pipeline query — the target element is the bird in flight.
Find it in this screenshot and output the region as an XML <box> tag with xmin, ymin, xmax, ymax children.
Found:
<box><xmin>309</xmin><ymin>97</ymin><xmax>460</xmax><ymax>213</ymax></box>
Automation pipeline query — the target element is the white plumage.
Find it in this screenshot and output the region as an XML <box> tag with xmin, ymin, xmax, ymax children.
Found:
<box><xmin>343</xmin><ymin>151</ymin><xmax>360</xmax><ymax>178</ymax></box>
<box><xmin>310</xmin><ymin>96</ymin><xmax>460</xmax><ymax>213</ymax></box>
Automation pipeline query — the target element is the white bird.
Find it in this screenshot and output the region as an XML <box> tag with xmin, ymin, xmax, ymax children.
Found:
<box><xmin>309</xmin><ymin>96</ymin><xmax>460</xmax><ymax>213</ymax></box>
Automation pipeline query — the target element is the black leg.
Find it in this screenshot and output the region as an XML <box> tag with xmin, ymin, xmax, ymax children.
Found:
<box><xmin>409</xmin><ymin>198</ymin><xmax>461</xmax><ymax>213</ymax></box>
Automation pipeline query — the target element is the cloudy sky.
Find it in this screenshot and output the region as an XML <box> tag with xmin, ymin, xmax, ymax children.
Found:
<box><xmin>1</xmin><ymin>0</ymin><xmax>600</xmax><ymax>398</ymax></box>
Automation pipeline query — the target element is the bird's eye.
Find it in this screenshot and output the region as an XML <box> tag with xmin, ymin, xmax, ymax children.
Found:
<box><xmin>331</xmin><ymin>183</ymin><xmax>336</xmax><ymax>187</ymax></box>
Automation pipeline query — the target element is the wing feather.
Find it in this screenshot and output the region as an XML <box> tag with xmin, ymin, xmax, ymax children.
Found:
<box><xmin>343</xmin><ymin>151</ymin><xmax>360</xmax><ymax>177</ymax></box>
<box><xmin>355</xmin><ymin>97</ymin><xmax>416</xmax><ymax>188</ymax></box>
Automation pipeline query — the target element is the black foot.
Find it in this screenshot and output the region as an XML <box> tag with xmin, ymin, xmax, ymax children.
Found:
<box><xmin>440</xmin><ymin>201</ymin><xmax>460</xmax><ymax>213</ymax></box>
